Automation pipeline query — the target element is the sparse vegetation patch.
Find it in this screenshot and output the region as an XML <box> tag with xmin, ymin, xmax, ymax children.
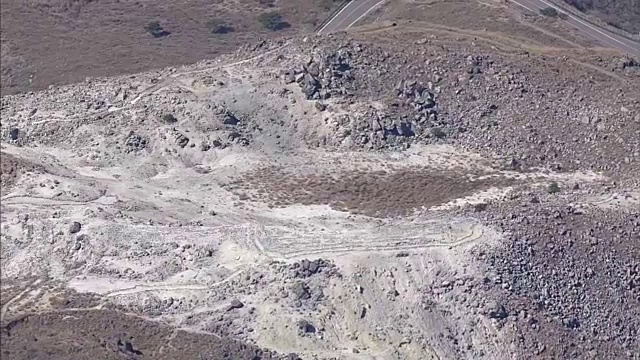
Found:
<box><xmin>540</xmin><ymin>7</ymin><xmax>559</xmax><ymax>17</ymax></box>
<box><xmin>144</xmin><ymin>21</ymin><xmax>170</xmax><ymax>38</ymax></box>
<box><xmin>208</xmin><ymin>18</ymin><xmax>234</xmax><ymax>34</ymax></box>
<box><xmin>258</xmin><ymin>11</ymin><xmax>291</xmax><ymax>31</ymax></box>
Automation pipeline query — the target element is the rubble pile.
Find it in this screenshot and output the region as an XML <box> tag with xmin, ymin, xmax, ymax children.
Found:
<box><xmin>283</xmin><ymin>49</ymin><xmax>355</xmax><ymax>100</ymax></box>
<box><xmin>474</xmin><ymin>203</ymin><xmax>640</xmax><ymax>358</ymax></box>
<box><xmin>289</xmin><ymin>258</ymin><xmax>337</xmax><ymax>278</ymax></box>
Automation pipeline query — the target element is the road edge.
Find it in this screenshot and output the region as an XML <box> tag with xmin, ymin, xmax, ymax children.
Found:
<box><xmin>316</xmin><ymin>0</ymin><xmax>352</xmax><ymax>34</ymax></box>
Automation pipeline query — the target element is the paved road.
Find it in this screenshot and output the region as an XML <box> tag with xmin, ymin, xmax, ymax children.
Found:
<box><xmin>318</xmin><ymin>0</ymin><xmax>639</xmax><ymax>58</ymax></box>
<box><xmin>511</xmin><ymin>0</ymin><xmax>640</xmax><ymax>57</ymax></box>
<box><xmin>317</xmin><ymin>0</ymin><xmax>385</xmax><ymax>35</ymax></box>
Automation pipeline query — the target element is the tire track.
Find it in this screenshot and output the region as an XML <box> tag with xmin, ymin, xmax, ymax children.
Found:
<box><xmin>103</xmin><ymin>269</ymin><xmax>244</xmax><ymax>298</ymax></box>
<box><xmin>1</xmin><ymin>279</ymin><xmax>42</xmax><ymax>322</ymax></box>
<box><xmin>272</xmin><ymin>224</ymin><xmax>485</xmax><ymax>260</ymax></box>
<box><xmin>129</xmin><ymin>44</ymin><xmax>288</xmax><ymax>105</ymax></box>
<box><xmin>96</xmin><ymin>223</ymin><xmax>486</xmax><ymax>297</ymax></box>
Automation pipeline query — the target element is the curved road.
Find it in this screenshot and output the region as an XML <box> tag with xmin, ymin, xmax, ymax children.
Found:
<box><xmin>319</xmin><ymin>0</ymin><xmax>640</xmax><ymax>58</ymax></box>
<box><xmin>318</xmin><ymin>0</ymin><xmax>385</xmax><ymax>35</ymax></box>
<box><xmin>511</xmin><ymin>0</ymin><xmax>640</xmax><ymax>57</ymax></box>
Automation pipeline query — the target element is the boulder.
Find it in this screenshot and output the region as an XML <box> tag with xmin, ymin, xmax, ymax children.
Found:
<box><xmin>69</xmin><ymin>221</ymin><xmax>82</xmax><ymax>234</ymax></box>
<box><xmin>291</xmin><ymin>282</ymin><xmax>311</xmax><ymax>300</ymax></box>
<box><xmin>227</xmin><ymin>299</ymin><xmax>244</xmax><ymax>310</ymax></box>
<box><xmin>297</xmin><ymin>319</ymin><xmax>316</xmax><ymax>334</ymax></box>
<box><xmin>222</xmin><ymin>112</ymin><xmax>240</xmax><ymax>125</ymax></box>
<box><xmin>9</xmin><ymin>128</ymin><xmax>19</xmax><ymax>141</ymax></box>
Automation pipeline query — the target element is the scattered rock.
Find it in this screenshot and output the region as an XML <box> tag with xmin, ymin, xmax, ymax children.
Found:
<box><xmin>200</xmin><ymin>142</ymin><xmax>211</xmax><ymax>151</ymax></box>
<box><xmin>69</xmin><ymin>221</ymin><xmax>82</xmax><ymax>234</ymax></box>
<box><xmin>473</xmin><ymin>203</ymin><xmax>488</xmax><ymax>212</ymax></box>
<box><xmin>291</xmin><ymin>259</ymin><xmax>334</xmax><ymax>278</ymax></box>
<box><xmin>291</xmin><ymin>282</ymin><xmax>311</xmax><ymax>300</ymax></box>
<box><xmin>287</xmin><ymin>50</ymin><xmax>354</xmax><ymax>100</ymax></box>
<box><xmin>175</xmin><ymin>132</ymin><xmax>189</xmax><ymax>148</ymax></box>
<box><xmin>9</xmin><ymin>128</ymin><xmax>19</xmax><ymax>141</ymax></box>
<box><xmin>162</xmin><ymin>114</ymin><xmax>178</xmax><ymax>124</ymax></box>
<box><xmin>125</xmin><ymin>132</ymin><xmax>147</xmax><ymax>152</ymax></box>
<box><xmin>227</xmin><ymin>299</ymin><xmax>244</xmax><ymax>310</ymax></box>
<box><xmin>486</xmin><ymin>301</ymin><xmax>509</xmax><ymax>320</ymax></box>
<box><xmin>117</xmin><ymin>338</ymin><xmax>142</xmax><ymax>355</ymax></box>
<box><xmin>297</xmin><ymin>319</ymin><xmax>316</xmax><ymax>334</ymax></box>
<box><xmin>222</xmin><ymin>112</ymin><xmax>240</xmax><ymax>126</ymax></box>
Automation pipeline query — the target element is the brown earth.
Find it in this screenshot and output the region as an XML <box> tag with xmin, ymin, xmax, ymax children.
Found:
<box><xmin>0</xmin><ymin>0</ymin><xmax>343</xmax><ymax>95</ymax></box>
<box><xmin>234</xmin><ymin>167</ymin><xmax>518</xmax><ymax>217</ymax></box>
<box><xmin>1</xmin><ymin>309</ymin><xmax>286</xmax><ymax>360</ymax></box>
<box><xmin>377</xmin><ymin>0</ymin><xmax>597</xmax><ymax>49</ymax></box>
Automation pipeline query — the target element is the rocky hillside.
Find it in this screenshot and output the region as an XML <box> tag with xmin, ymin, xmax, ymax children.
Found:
<box><xmin>1</xmin><ymin>2</ymin><xmax>639</xmax><ymax>359</ymax></box>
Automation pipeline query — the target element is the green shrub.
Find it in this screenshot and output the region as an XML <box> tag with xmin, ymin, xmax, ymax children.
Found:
<box><xmin>208</xmin><ymin>18</ymin><xmax>233</xmax><ymax>34</ymax></box>
<box><xmin>162</xmin><ymin>114</ymin><xmax>178</xmax><ymax>124</ymax></box>
<box><xmin>319</xmin><ymin>0</ymin><xmax>344</xmax><ymax>10</ymax></box>
<box><xmin>430</xmin><ymin>127</ymin><xmax>446</xmax><ymax>139</ymax></box>
<box><xmin>547</xmin><ymin>182</ymin><xmax>561</xmax><ymax>194</ymax></box>
<box><xmin>258</xmin><ymin>0</ymin><xmax>276</xmax><ymax>7</ymax></box>
<box><xmin>258</xmin><ymin>11</ymin><xmax>290</xmax><ymax>31</ymax></box>
<box><xmin>145</xmin><ymin>21</ymin><xmax>170</xmax><ymax>37</ymax></box>
<box><xmin>540</xmin><ymin>7</ymin><xmax>559</xmax><ymax>17</ymax></box>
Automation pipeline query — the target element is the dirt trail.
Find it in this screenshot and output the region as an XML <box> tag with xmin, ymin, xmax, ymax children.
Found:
<box><xmin>3</xmin><ymin>20</ymin><xmax>638</xmax><ymax>358</ymax></box>
<box><xmin>104</xmin><ymin>270</ymin><xmax>245</xmax><ymax>298</ymax></box>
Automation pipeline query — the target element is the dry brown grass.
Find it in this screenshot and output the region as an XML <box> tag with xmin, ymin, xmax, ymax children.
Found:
<box><xmin>0</xmin><ymin>0</ymin><xmax>341</xmax><ymax>95</ymax></box>
<box><xmin>1</xmin><ymin>308</ymin><xmax>281</xmax><ymax>359</ymax></box>
<box><xmin>376</xmin><ymin>0</ymin><xmax>596</xmax><ymax>49</ymax></box>
<box><xmin>234</xmin><ymin>167</ymin><xmax>516</xmax><ymax>217</ymax></box>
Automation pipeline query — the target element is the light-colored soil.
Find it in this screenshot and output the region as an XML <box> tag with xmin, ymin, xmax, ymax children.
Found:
<box><xmin>2</xmin><ymin>1</ymin><xmax>639</xmax><ymax>358</ymax></box>
<box><xmin>0</xmin><ymin>46</ymin><xmax>620</xmax><ymax>358</ymax></box>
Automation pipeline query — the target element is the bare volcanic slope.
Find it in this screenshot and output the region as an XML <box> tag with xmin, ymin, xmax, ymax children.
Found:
<box><xmin>1</xmin><ymin>8</ymin><xmax>640</xmax><ymax>360</ymax></box>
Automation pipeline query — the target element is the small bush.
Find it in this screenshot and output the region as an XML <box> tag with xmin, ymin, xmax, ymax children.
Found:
<box><xmin>258</xmin><ymin>11</ymin><xmax>290</xmax><ymax>31</ymax></box>
<box><xmin>162</xmin><ymin>114</ymin><xmax>178</xmax><ymax>124</ymax></box>
<box><xmin>258</xmin><ymin>0</ymin><xmax>276</xmax><ymax>7</ymax></box>
<box><xmin>607</xmin><ymin>21</ymin><xmax>622</xmax><ymax>30</ymax></box>
<box><xmin>319</xmin><ymin>0</ymin><xmax>344</xmax><ymax>10</ymax></box>
<box><xmin>564</xmin><ymin>0</ymin><xmax>589</xmax><ymax>12</ymax></box>
<box><xmin>208</xmin><ymin>18</ymin><xmax>233</xmax><ymax>34</ymax></box>
<box><xmin>145</xmin><ymin>21</ymin><xmax>170</xmax><ymax>38</ymax></box>
<box><xmin>547</xmin><ymin>182</ymin><xmax>561</xmax><ymax>194</ymax></box>
<box><xmin>430</xmin><ymin>127</ymin><xmax>446</xmax><ymax>139</ymax></box>
<box><xmin>540</xmin><ymin>7</ymin><xmax>559</xmax><ymax>17</ymax></box>
<box><xmin>145</xmin><ymin>21</ymin><xmax>162</xmax><ymax>33</ymax></box>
